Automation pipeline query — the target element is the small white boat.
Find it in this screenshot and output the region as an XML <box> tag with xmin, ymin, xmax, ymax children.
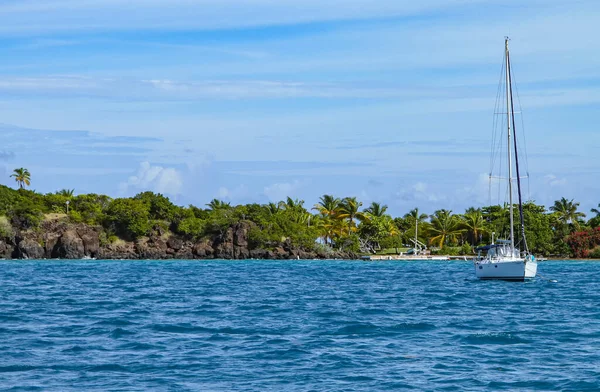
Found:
<box><xmin>473</xmin><ymin>37</ymin><xmax>537</xmax><ymax>281</ymax></box>
<box><xmin>475</xmin><ymin>241</ymin><xmax>537</xmax><ymax>281</ymax></box>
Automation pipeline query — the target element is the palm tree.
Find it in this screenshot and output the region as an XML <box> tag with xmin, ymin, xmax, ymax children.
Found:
<box><xmin>550</xmin><ymin>197</ymin><xmax>586</xmax><ymax>229</ymax></box>
<box><xmin>266</xmin><ymin>202</ymin><xmax>281</xmax><ymax>215</ymax></box>
<box><xmin>462</xmin><ymin>208</ymin><xmax>488</xmax><ymax>245</ymax></box>
<box><xmin>57</xmin><ymin>189</ymin><xmax>74</xmax><ymax>198</ymax></box>
<box><xmin>336</xmin><ymin>197</ymin><xmax>369</xmax><ymax>234</ymax></box>
<box><xmin>589</xmin><ymin>204</ymin><xmax>600</xmax><ymax>228</ymax></box>
<box><xmin>10</xmin><ymin>168</ymin><xmax>31</xmax><ymax>189</ymax></box>
<box><xmin>206</xmin><ymin>199</ymin><xmax>231</xmax><ymax>211</ymax></box>
<box><xmin>281</xmin><ymin>197</ymin><xmax>304</xmax><ymax>210</ymax></box>
<box><xmin>429</xmin><ymin>209</ymin><xmax>463</xmax><ymax>248</ymax></box>
<box><xmin>312</xmin><ymin>194</ymin><xmax>340</xmax><ymax>217</ymax></box>
<box><xmin>403</xmin><ymin>207</ymin><xmax>429</xmax><ymax>245</ymax></box>
<box><xmin>404</xmin><ymin>208</ymin><xmax>428</xmax><ymax>225</ymax></box>
<box><xmin>364</xmin><ymin>202</ymin><xmax>388</xmax><ymax>218</ymax></box>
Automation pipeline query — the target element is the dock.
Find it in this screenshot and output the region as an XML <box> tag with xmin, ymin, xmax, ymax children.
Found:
<box><xmin>362</xmin><ymin>255</ymin><xmax>470</xmax><ymax>261</ymax></box>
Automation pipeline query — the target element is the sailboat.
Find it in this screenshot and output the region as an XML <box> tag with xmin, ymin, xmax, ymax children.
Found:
<box><xmin>474</xmin><ymin>37</ymin><xmax>537</xmax><ymax>281</ymax></box>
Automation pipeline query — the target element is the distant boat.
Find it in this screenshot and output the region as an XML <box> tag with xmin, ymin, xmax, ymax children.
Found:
<box><xmin>474</xmin><ymin>38</ymin><xmax>537</xmax><ymax>281</ymax></box>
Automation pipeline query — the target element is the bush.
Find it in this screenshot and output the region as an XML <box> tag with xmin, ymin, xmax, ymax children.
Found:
<box><xmin>134</xmin><ymin>192</ymin><xmax>177</xmax><ymax>221</ymax></box>
<box><xmin>0</xmin><ymin>185</ymin><xmax>19</xmax><ymax>215</ymax></box>
<box><xmin>567</xmin><ymin>228</ymin><xmax>600</xmax><ymax>258</ymax></box>
<box><xmin>440</xmin><ymin>246</ymin><xmax>460</xmax><ymax>256</ymax></box>
<box><xmin>313</xmin><ymin>243</ymin><xmax>335</xmax><ymax>256</ymax></box>
<box><xmin>105</xmin><ymin>198</ymin><xmax>151</xmax><ymax>239</ymax></box>
<box><xmin>0</xmin><ymin>216</ymin><xmax>13</xmax><ymax>238</ymax></box>
<box><xmin>336</xmin><ymin>233</ymin><xmax>360</xmax><ymax>253</ymax></box>
<box><xmin>71</xmin><ymin>194</ymin><xmax>111</xmax><ymax>225</ymax></box>
<box><xmin>248</xmin><ymin>226</ymin><xmax>274</xmax><ymax>250</ymax></box>
<box><xmin>176</xmin><ymin>217</ymin><xmax>205</xmax><ymax>240</ymax></box>
<box><xmin>459</xmin><ymin>243</ymin><xmax>473</xmax><ymax>255</ymax></box>
<box><xmin>99</xmin><ymin>231</ymin><xmax>108</xmax><ymax>247</ymax></box>
<box><xmin>10</xmin><ymin>199</ymin><xmax>43</xmax><ymax>229</ymax></box>
<box><xmin>68</xmin><ymin>210</ymin><xmax>83</xmax><ymax>223</ymax></box>
<box><xmin>589</xmin><ymin>247</ymin><xmax>600</xmax><ymax>259</ymax></box>
<box><xmin>44</xmin><ymin>193</ymin><xmax>68</xmax><ymax>213</ymax></box>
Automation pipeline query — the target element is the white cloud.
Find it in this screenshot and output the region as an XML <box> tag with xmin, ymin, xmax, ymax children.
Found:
<box><xmin>544</xmin><ymin>174</ymin><xmax>567</xmax><ymax>187</ymax></box>
<box><xmin>263</xmin><ymin>180</ymin><xmax>302</xmax><ymax>202</ymax></box>
<box><xmin>120</xmin><ymin>161</ymin><xmax>183</xmax><ymax>196</ymax></box>
<box><xmin>215</xmin><ymin>184</ymin><xmax>249</xmax><ymax>201</ymax></box>
<box><xmin>393</xmin><ymin>181</ymin><xmax>445</xmax><ymax>205</ymax></box>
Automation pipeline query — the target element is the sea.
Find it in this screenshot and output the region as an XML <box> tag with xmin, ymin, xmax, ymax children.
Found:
<box><xmin>1</xmin><ymin>259</ymin><xmax>599</xmax><ymax>391</ymax></box>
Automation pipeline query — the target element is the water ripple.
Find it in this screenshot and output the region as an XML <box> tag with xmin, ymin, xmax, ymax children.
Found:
<box><xmin>0</xmin><ymin>259</ymin><xmax>599</xmax><ymax>390</ymax></box>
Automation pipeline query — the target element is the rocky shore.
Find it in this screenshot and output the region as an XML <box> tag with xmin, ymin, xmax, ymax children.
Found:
<box><xmin>0</xmin><ymin>220</ymin><xmax>358</xmax><ymax>260</ymax></box>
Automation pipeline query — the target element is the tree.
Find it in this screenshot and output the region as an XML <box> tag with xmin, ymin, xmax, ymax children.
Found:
<box><xmin>461</xmin><ymin>209</ymin><xmax>488</xmax><ymax>246</ymax></box>
<box><xmin>522</xmin><ymin>202</ymin><xmax>554</xmax><ymax>256</ymax></box>
<box><xmin>71</xmin><ymin>194</ymin><xmax>112</xmax><ymax>225</ymax></box>
<box><xmin>590</xmin><ymin>204</ymin><xmax>600</xmax><ymax>228</ymax></box>
<box><xmin>336</xmin><ymin>197</ymin><xmax>369</xmax><ymax>234</ymax></box>
<box><xmin>364</xmin><ymin>202</ymin><xmax>388</xmax><ymax>218</ymax></box>
<box><xmin>134</xmin><ymin>191</ymin><xmax>176</xmax><ymax>221</ymax></box>
<box><xmin>281</xmin><ymin>197</ymin><xmax>304</xmax><ymax>210</ymax></box>
<box><xmin>10</xmin><ymin>168</ymin><xmax>31</xmax><ymax>189</ymax></box>
<box><xmin>105</xmin><ymin>198</ymin><xmax>151</xmax><ymax>239</ymax></box>
<box><xmin>550</xmin><ymin>197</ymin><xmax>586</xmax><ymax>230</ymax></box>
<box><xmin>429</xmin><ymin>209</ymin><xmax>463</xmax><ymax>248</ymax></box>
<box><xmin>313</xmin><ymin>194</ymin><xmax>340</xmax><ymax>217</ymax></box>
<box><xmin>403</xmin><ymin>208</ymin><xmax>429</xmax><ymax>245</ymax></box>
<box><xmin>56</xmin><ymin>189</ymin><xmax>74</xmax><ymax>198</ymax></box>
<box><xmin>266</xmin><ymin>202</ymin><xmax>282</xmax><ymax>216</ymax></box>
<box><xmin>405</xmin><ymin>208</ymin><xmax>428</xmax><ymax>223</ymax></box>
<box><xmin>206</xmin><ymin>199</ymin><xmax>231</xmax><ymax>211</ymax></box>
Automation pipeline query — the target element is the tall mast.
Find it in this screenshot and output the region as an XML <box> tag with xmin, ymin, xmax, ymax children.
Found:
<box><xmin>505</xmin><ymin>37</ymin><xmax>515</xmax><ymax>253</ymax></box>
<box><xmin>507</xmin><ymin>43</ymin><xmax>529</xmax><ymax>254</ymax></box>
<box><xmin>415</xmin><ymin>219</ymin><xmax>418</xmax><ymax>254</ymax></box>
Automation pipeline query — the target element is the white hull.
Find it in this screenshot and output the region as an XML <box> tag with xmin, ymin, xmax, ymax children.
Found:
<box><xmin>475</xmin><ymin>259</ymin><xmax>537</xmax><ymax>281</ymax></box>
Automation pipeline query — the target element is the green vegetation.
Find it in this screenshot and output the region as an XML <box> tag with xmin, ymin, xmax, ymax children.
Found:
<box><xmin>10</xmin><ymin>168</ymin><xmax>31</xmax><ymax>189</ymax></box>
<box><xmin>1</xmin><ymin>168</ymin><xmax>599</xmax><ymax>258</ymax></box>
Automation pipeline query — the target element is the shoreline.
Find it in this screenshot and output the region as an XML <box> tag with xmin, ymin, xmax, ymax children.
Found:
<box><xmin>1</xmin><ymin>257</ymin><xmax>597</xmax><ymax>262</ymax></box>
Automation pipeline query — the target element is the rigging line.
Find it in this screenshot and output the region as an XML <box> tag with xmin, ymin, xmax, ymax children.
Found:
<box><xmin>508</xmin><ymin>52</ymin><xmax>529</xmax><ymax>254</ymax></box>
<box><xmin>490</xmin><ymin>53</ymin><xmax>505</xmax><ymax>178</ymax></box>
<box><xmin>511</xmin><ymin>67</ymin><xmax>531</xmax><ymax>201</ymax></box>
<box><xmin>511</xmin><ymin>67</ymin><xmax>530</xmax><ymax>171</ymax></box>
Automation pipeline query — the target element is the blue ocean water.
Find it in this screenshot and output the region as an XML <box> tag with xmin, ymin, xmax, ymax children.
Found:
<box><xmin>1</xmin><ymin>260</ymin><xmax>599</xmax><ymax>391</ymax></box>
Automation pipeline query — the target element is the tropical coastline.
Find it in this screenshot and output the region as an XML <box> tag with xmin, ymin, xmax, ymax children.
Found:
<box><xmin>2</xmin><ymin>169</ymin><xmax>599</xmax><ymax>260</ymax></box>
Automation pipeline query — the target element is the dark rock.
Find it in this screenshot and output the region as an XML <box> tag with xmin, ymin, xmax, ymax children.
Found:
<box><xmin>44</xmin><ymin>232</ymin><xmax>61</xmax><ymax>258</ymax></box>
<box><xmin>316</xmin><ymin>250</ymin><xmax>329</xmax><ymax>259</ymax></box>
<box><xmin>175</xmin><ymin>242</ymin><xmax>194</xmax><ymax>259</ymax></box>
<box><xmin>77</xmin><ymin>226</ymin><xmax>100</xmax><ymax>257</ymax></box>
<box><xmin>167</xmin><ymin>236</ymin><xmax>183</xmax><ymax>251</ymax></box>
<box><xmin>233</xmin><ymin>222</ymin><xmax>252</xmax><ymax>248</ymax></box>
<box><xmin>135</xmin><ymin>237</ymin><xmax>168</xmax><ymax>259</ymax></box>
<box><xmin>98</xmin><ymin>242</ymin><xmax>137</xmax><ymax>259</ymax></box>
<box><xmin>249</xmin><ymin>248</ymin><xmax>267</xmax><ymax>259</ymax></box>
<box><xmin>213</xmin><ymin>228</ymin><xmax>234</xmax><ymax>259</ymax></box>
<box><xmin>236</xmin><ymin>247</ymin><xmax>250</xmax><ymax>259</ymax></box>
<box><xmin>273</xmin><ymin>247</ymin><xmax>288</xmax><ymax>259</ymax></box>
<box><xmin>54</xmin><ymin>230</ymin><xmax>85</xmax><ymax>259</ymax></box>
<box><xmin>18</xmin><ymin>239</ymin><xmax>45</xmax><ymax>259</ymax></box>
<box><xmin>193</xmin><ymin>241</ymin><xmax>214</xmax><ymax>258</ymax></box>
<box><xmin>0</xmin><ymin>240</ymin><xmax>12</xmax><ymax>258</ymax></box>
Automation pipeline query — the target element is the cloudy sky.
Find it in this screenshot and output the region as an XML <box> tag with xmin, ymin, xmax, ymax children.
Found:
<box><xmin>0</xmin><ymin>0</ymin><xmax>598</xmax><ymax>216</ymax></box>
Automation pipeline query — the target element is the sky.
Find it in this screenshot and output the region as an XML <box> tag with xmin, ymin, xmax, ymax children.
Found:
<box><xmin>0</xmin><ymin>0</ymin><xmax>598</xmax><ymax>217</ymax></box>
